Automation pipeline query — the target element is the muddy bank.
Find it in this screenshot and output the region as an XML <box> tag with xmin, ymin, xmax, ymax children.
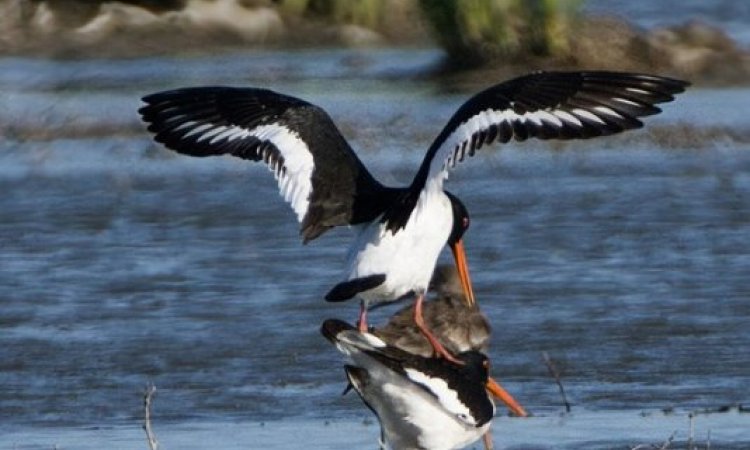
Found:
<box><xmin>3</xmin><ymin>408</ymin><xmax>749</xmax><ymax>449</ymax></box>
<box><xmin>567</xmin><ymin>16</ymin><xmax>750</xmax><ymax>85</ymax></box>
<box><xmin>1</xmin><ymin>0</ymin><xmax>749</xmax><ymax>85</ymax></box>
<box><xmin>0</xmin><ymin>0</ymin><xmax>426</xmax><ymax>56</ymax></box>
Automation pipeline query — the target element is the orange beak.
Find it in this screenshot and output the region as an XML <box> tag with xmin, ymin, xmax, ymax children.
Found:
<box><xmin>486</xmin><ymin>377</ymin><xmax>528</xmax><ymax>417</ymax></box>
<box><xmin>449</xmin><ymin>239</ymin><xmax>476</xmax><ymax>307</ymax></box>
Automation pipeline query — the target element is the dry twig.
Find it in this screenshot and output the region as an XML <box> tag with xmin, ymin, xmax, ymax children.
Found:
<box><xmin>657</xmin><ymin>431</ymin><xmax>676</xmax><ymax>450</ymax></box>
<box><xmin>629</xmin><ymin>431</ymin><xmax>676</xmax><ymax>450</ymax></box>
<box><xmin>542</xmin><ymin>351</ymin><xmax>570</xmax><ymax>413</ymax></box>
<box><xmin>143</xmin><ymin>384</ymin><xmax>160</xmax><ymax>450</ymax></box>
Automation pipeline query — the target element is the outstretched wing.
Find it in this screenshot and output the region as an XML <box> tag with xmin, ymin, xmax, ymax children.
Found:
<box><xmin>412</xmin><ymin>71</ymin><xmax>689</xmax><ymax>193</ymax></box>
<box><xmin>139</xmin><ymin>86</ymin><xmax>386</xmax><ymax>242</ymax></box>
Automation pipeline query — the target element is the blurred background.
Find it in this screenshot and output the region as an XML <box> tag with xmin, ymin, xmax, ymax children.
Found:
<box><xmin>2</xmin><ymin>0</ymin><xmax>750</xmax><ymax>81</ymax></box>
<box><xmin>1</xmin><ymin>1</ymin><xmax>749</xmax><ymax>449</ymax></box>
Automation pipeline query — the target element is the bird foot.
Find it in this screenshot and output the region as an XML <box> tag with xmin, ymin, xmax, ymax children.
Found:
<box><xmin>357</xmin><ymin>303</ymin><xmax>368</xmax><ymax>332</ymax></box>
<box><xmin>482</xmin><ymin>428</ymin><xmax>494</xmax><ymax>450</ymax></box>
<box><xmin>426</xmin><ymin>333</ymin><xmax>464</xmax><ymax>365</ymax></box>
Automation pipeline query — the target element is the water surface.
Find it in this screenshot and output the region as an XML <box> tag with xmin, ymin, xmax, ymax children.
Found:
<box><xmin>1</xmin><ymin>49</ymin><xmax>749</xmax><ymax>448</ymax></box>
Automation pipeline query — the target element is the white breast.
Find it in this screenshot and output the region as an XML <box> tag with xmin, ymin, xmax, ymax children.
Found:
<box><xmin>380</xmin><ymin>380</ymin><xmax>490</xmax><ymax>450</ymax></box>
<box><xmin>349</xmin><ymin>350</ymin><xmax>490</xmax><ymax>450</ymax></box>
<box><xmin>345</xmin><ymin>188</ymin><xmax>453</xmax><ymax>305</ymax></box>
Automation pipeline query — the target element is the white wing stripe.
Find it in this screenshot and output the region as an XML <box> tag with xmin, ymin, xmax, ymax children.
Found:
<box><xmin>196</xmin><ymin>125</ymin><xmax>229</xmax><ymax>143</ymax></box>
<box><xmin>432</xmin><ymin>108</ymin><xmax>507</xmax><ymax>177</ymax></box>
<box><xmin>182</xmin><ymin>123</ymin><xmax>214</xmax><ymax>139</ymax></box>
<box><xmin>162</xmin><ymin>113</ymin><xmax>188</xmax><ymax>124</ymax></box>
<box><xmin>613</xmin><ymin>97</ymin><xmax>640</xmax><ymax>107</ymax></box>
<box><xmin>252</xmin><ymin>124</ymin><xmax>314</xmax><ymax>222</ymax></box>
<box><xmin>337</xmin><ymin>330</ymin><xmax>388</xmax><ymax>350</ymax></box>
<box><xmin>428</xmin><ymin>102</ymin><xmax>623</xmax><ymax>181</ymax></box>
<box><xmin>626</xmin><ymin>87</ymin><xmax>651</xmax><ymax>95</ymax></box>
<box><xmin>210</xmin><ymin>126</ymin><xmax>249</xmax><ymax>144</ymax></box>
<box><xmin>280</xmin><ymin>176</ymin><xmax>291</xmax><ymax>197</ymax></box>
<box><xmin>174</xmin><ymin>120</ymin><xmax>198</xmax><ymax>133</ymax></box>
<box><xmin>441</xmin><ymin>109</ymin><xmax>499</xmax><ymax>173</ymax></box>
<box><xmin>571</xmin><ymin>108</ymin><xmax>607</xmax><ymax>125</ymax></box>
<box><xmin>404</xmin><ymin>368</ymin><xmax>476</xmax><ymax>426</ymax></box>
<box><xmin>531</xmin><ymin>109</ymin><xmax>564</xmax><ymax>128</ymax></box>
<box><xmin>522</xmin><ymin>110</ymin><xmax>544</xmax><ymax>127</ymax></box>
<box><xmin>183</xmin><ymin>122</ymin><xmax>314</xmax><ymax>222</ymax></box>
<box><xmin>552</xmin><ymin>110</ymin><xmax>583</xmax><ymax>127</ymax></box>
<box><xmin>593</xmin><ymin>105</ymin><xmax>623</xmax><ymax>118</ymax></box>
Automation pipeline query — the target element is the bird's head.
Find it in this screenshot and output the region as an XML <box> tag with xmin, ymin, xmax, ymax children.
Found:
<box><xmin>445</xmin><ymin>192</ymin><xmax>475</xmax><ymax>306</ymax></box>
<box><xmin>460</xmin><ymin>351</ymin><xmax>528</xmax><ymax>418</ymax></box>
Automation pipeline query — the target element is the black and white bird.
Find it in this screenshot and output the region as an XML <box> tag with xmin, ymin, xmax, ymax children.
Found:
<box><xmin>139</xmin><ymin>71</ymin><xmax>687</xmax><ymax>361</ymax></box>
<box><xmin>321</xmin><ymin>318</ymin><xmax>523</xmax><ymax>450</ymax></box>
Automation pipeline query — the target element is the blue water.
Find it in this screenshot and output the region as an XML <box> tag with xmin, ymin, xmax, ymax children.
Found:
<box><xmin>584</xmin><ymin>0</ymin><xmax>750</xmax><ymax>45</ymax></box>
<box><xmin>1</xmin><ymin>47</ymin><xmax>749</xmax><ymax>449</ymax></box>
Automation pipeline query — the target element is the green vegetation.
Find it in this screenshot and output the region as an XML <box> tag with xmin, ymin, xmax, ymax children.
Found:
<box><xmin>418</xmin><ymin>0</ymin><xmax>583</xmax><ymax>66</ymax></box>
<box><xmin>276</xmin><ymin>0</ymin><xmax>583</xmax><ymax>64</ymax></box>
<box><xmin>279</xmin><ymin>0</ymin><xmax>387</xmax><ymax>29</ymax></box>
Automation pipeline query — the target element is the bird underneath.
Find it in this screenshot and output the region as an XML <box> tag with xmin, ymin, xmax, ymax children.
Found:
<box><xmin>374</xmin><ymin>264</ymin><xmax>491</xmax><ymax>358</ymax></box>
<box><xmin>371</xmin><ymin>265</ymin><xmax>522</xmax><ymax>450</ymax></box>
<box><xmin>139</xmin><ymin>71</ymin><xmax>688</xmax><ymax>362</ymax></box>
<box><xmin>321</xmin><ymin>318</ymin><xmax>522</xmax><ymax>450</ymax></box>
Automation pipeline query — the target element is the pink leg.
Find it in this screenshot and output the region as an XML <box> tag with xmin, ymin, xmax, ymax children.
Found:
<box><xmin>482</xmin><ymin>427</ymin><xmax>494</xmax><ymax>450</ymax></box>
<box><xmin>357</xmin><ymin>301</ymin><xmax>368</xmax><ymax>332</ymax></box>
<box><xmin>413</xmin><ymin>293</ymin><xmax>463</xmax><ymax>365</ymax></box>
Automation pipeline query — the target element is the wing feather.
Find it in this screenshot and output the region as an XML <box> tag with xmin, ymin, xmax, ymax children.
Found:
<box><xmin>377</xmin><ymin>71</ymin><xmax>686</xmax><ymax>232</ymax></box>
<box><xmin>139</xmin><ymin>87</ymin><xmax>386</xmax><ymax>242</ymax></box>
<box><xmin>410</xmin><ymin>71</ymin><xmax>688</xmax><ymax>195</ymax></box>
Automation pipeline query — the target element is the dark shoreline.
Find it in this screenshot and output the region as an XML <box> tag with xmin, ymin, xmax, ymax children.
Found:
<box><xmin>1</xmin><ymin>1</ymin><xmax>749</xmax><ymax>85</ymax></box>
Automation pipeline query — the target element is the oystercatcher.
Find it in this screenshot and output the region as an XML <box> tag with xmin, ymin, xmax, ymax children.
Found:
<box><xmin>321</xmin><ymin>318</ymin><xmax>524</xmax><ymax>450</ymax></box>
<box><xmin>374</xmin><ymin>265</ymin><xmax>490</xmax><ymax>357</ymax></box>
<box><xmin>139</xmin><ymin>71</ymin><xmax>687</xmax><ymax>361</ymax></box>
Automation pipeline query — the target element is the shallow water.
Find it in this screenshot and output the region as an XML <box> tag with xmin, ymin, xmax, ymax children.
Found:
<box><xmin>1</xmin><ymin>49</ymin><xmax>749</xmax><ymax>448</ymax></box>
<box><xmin>584</xmin><ymin>0</ymin><xmax>750</xmax><ymax>45</ymax></box>
<box><xmin>4</xmin><ymin>410</ymin><xmax>750</xmax><ymax>450</ymax></box>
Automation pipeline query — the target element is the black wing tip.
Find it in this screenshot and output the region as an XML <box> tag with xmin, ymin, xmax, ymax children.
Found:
<box><xmin>140</xmin><ymin>86</ymin><xmax>312</xmax><ymax>112</ymax></box>
<box><xmin>324</xmin><ymin>274</ymin><xmax>386</xmax><ymax>303</ymax></box>
<box><xmin>138</xmin><ymin>86</ymin><xmax>260</xmax><ymax>118</ymax></box>
<box><xmin>138</xmin><ymin>100</ymin><xmax>162</xmax><ymax>123</ymax></box>
<box><xmin>578</xmin><ymin>69</ymin><xmax>688</xmax><ymax>82</ymax></box>
<box><xmin>343</xmin><ymin>365</ymin><xmax>369</xmax><ymax>388</ymax></box>
<box><xmin>320</xmin><ymin>318</ymin><xmax>356</xmax><ymax>342</ymax></box>
<box><xmin>578</xmin><ymin>70</ymin><xmax>690</xmax><ymax>95</ymax></box>
<box><xmin>138</xmin><ymin>87</ymin><xmax>252</xmax><ymax>158</ymax></box>
<box><xmin>527</xmin><ymin>70</ymin><xmax>690</xmax><ymax>99</ymax></box>
<box><xmin>300</xmin><ymin>221</ymin><xmax>330</xmax><ymax>244</ymax></box>
<box><xmin>141</xmin><ymin>85</ymin><xmax>237</xmax><ymax>100</ymax></box>
<box><xmin>140</xmin><ymin>87</ymin><xmax>194</xmax><ymax>108</ymax></box>
<box><xmin>140</xmin><ymin>91</ymin><xmax>169</xmax><ymax>105</ymax></box>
